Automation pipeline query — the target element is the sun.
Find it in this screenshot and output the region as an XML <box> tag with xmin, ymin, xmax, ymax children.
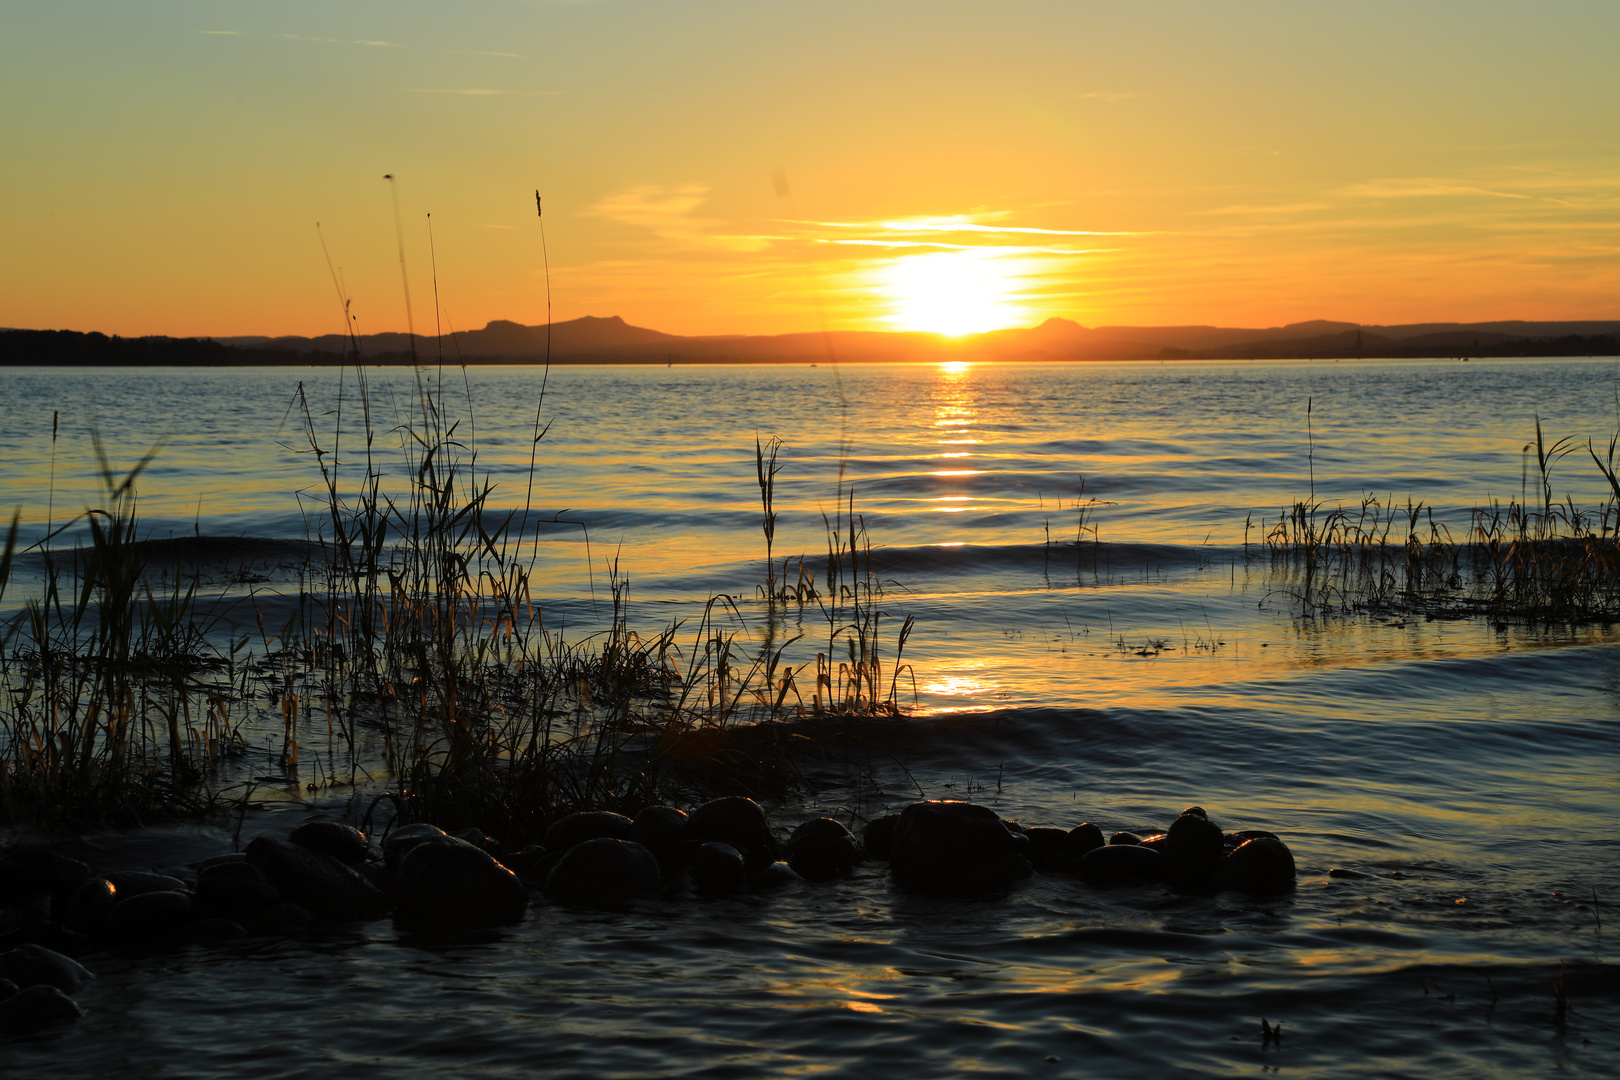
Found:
<box><xmin>877</xmin><ymin>250</ymin><xmax>1027</xmax><ymax>336</ymax></box>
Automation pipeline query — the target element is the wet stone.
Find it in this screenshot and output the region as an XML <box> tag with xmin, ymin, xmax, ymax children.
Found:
<box><xmin>1163</xmin><ymin>812</ymin><xmax>1225</xmax><ymax>892</ymax></box>
<box><xmin>63</xmin><ymin>879</ymin><xmax>118</xmax><ymax>934</ymax></box>
<box><xmin>104</xmin><ymin>890</ymin><xmax>193</xmax><ymax>943</ymax></box>
<box><xmin>543</xmin><ymin>812</ymin><xmax>636</xmax><ymax>854</ymax></box>
<box><xmin>289</xmin><ymin>821</ymin><xmax>370</xmax><ymax>865</ymax></box>
<box><xmin>246</xmin><ymin>837</ymin><xmax>386</xmax><ymax>923</ymax></box>
<box><xmin>0</xmin><ymin>851</ymin><xmax>92</xmax><ymax>908</ymax></box>
<box><xmin>0</xmin><ymin>944</ymin><xmax>94</xmax><ymax>994</ymax></box>
<box><xmin>786</xmin><ymin>818</ymin><xmax>860</xmax><ymax>881</ymax></box>
<box><xmin>194</xmin><ymin>863</ymin><xmax>280</xmax><ymax>921</ymax></box>
<box><xmin>862</xmin><ymin>815</ymin><xmax>901</xmax><ymax>861</ymax></box>
<box><xmin>0</xmin><ymin>984</ymin><xmax>82</xmax><ymax>1035</ymax></box>
<box><xmin>383</xmin><ymin>824</ymin><xmax>449</xmax><ymax>872</ymax></box>
<box><xmin>686</xmin><ymin>798</ymin><xmax>778</xmax><ymax>874</ymax></box>
<box><xmin>1221</xmin><ymin>835</ymin><xmax>1296</xmax><ymax>896</ymax></box>
<box><xmin>1021</xmin><ymin>826</ymin><xmax>1069</xmax><ymax>867</ymax></box>
<box><xmin>189</xmin><ymin>918</ymin><xmax>248</xmax><ymax>943</ymax></box>
<box><xmin>632</xmin><ymin>806</ymin><xmax>689</xmax><ymax>871</ymax></box>
<box><xmin>394</xmin><ymin>837</ymin><xmax>528</xmax><ymax>928</ymax></box>
<box><xmin>544</xmin><ymin>838</ymin><xmax>661</xmax><ymax>906</ymax></box>
<box><xmin>889</xmin><ymin>800</ymin><xmax>1029</xmax><ymax>891</ymax></box>
<box><xmin>690</xmin><ymin>842</ymin><xmax>747</xmax><ymax>897</ymax></box>
<box><xmin>104</xmin><ymin>871</ymin><xmax>188</xmax><ymax>899</ymax></box>
<box><xmin>1080</xmin><ymin>843</ymin><xmax>1163</xmax><ymax>885</ymax></box>
<box><xmin>1109</xmin><ymin>831</ymin><xmax>1143</xmax><ymax>846</ymax></box>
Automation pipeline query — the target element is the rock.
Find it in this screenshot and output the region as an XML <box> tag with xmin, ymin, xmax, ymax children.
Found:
<box><xmin>1180</xmin><ymin>806</ymin><xmax>1209</xmax><ymax>820</ymax></box>
<box><xmin>957</xmin><ymin>853</ymin><xmax>1034</xmax><ymax>892</ymax></box>
<box><xmin>394</xmin><ymin>837</ymin><xmax>527</xmax><ymax>928</ymax></box>
<box><xmin>452</xmin><ymin>828</ymin><xmax>500</xmax><ymax>853</ymax></box>
<box><xmin>196</xmin><ymin>852</ymin><xmax>249</xmax><ymax>874</ymax></box>
<box><xmin>0</xmin><ymin>851</ymin><xmax>92</xmax><ymax>908</ymax></box>
<box><xmin>63</xmin><ymin>879</ymin><xmax>118</xmax><ymax>934</ymax></box>
<box><xmin>104</xmin><ymin>891</ymin><xmax>193</xmax><ymax>943</ymax></box>
<box><xmin>0</xmin><ymin>984</ymin><xmax>82</xmax><ymax>1035</ymax></box>
<box><xmin>1080</xmin><ymin>843</ymin><xmax>1163</xmax><ymax>885</ymax></box>
<box><xmin>0</xmin><ymin>921</ymin><xmax>86</xmax><ymax>956</ymax></box>
<box><xmin>543</xmin><ymin>838</ymin><xmax>661</xmax><ymax>906</ymax></box>
<box><xmin>685</xmin><ymin>798</ymin><xmax>778</xmax><ymax>873</ymax></box>
<box><xmin>194</xmin><ymin>863</ymin><xmax>280</xmax><ymax>921</ymax></box>
<box><xmin>0</xmin><ymin>944</ymin><xmax>94</xmax><ymax>993</ymax></box>
<box><xmin>747</xmin><ymin>861</ymin><xmax>804</xmax><ymax>891</ymax></box>
<box><xmin>1108</xmin><ymin>831</ymin><xmax>1142</xmax><ymax>846</ymax></box>
<box><xmin>1163</xmin><ymin>812</ymin><xmax>1224</xmax><ymax>891</ymax></box>
<box><xmin>1021</xmin><ymin>827</ymin><xmax>1068</xmax><ymax>866</ymax></box>
<box><xmin>690</xmin><ymin>842</ymin><xmax>746</xmax><ymax>896</ymax></box>
<box><xmin>245</xmin><ymin>837</ymin><xmax>386</xmax><ymax>923</ymax></box>
<box><xmin>104</xmin><ymin>871</ymin><xmax>187</xmax><ymax>898</ymax></box>
<box><xmin>1221</xmin><ymin>836</ymin><xmax>1296</xmax><ymax>895</ymax></box>
<box><xmin>632</xmin><ymin>806</ymin><xmax>689</xmax><ymax>871</ymax></box>
<box><xmin>786</xmin><ymin>819</ymin><xmax>860</xmax><ymax>881</ymax></box>
<box><xmin>383</xmin><ymin>824</ymin><xmax>449</xmax><ymax>872</ymax></box>
<box><xmin>543</xmin><ymin>812</ymin><xmax>636</xmax><ymax>854</ymax></box>
<box><xmin>862</xmin><ymin>815</ymin><xmax>901</xmax><ymax>860</ymax></box>
<box><xmin>0</xmin><ymin>978</ymin><xmax>14</xmax><ymax>1002</ymax></box>
<box><xmin>1041</xmin><ymin>822</ymin><xmax>1107</xmax><ymax>875</ymax></box>
<box><xmin>289</xmin><ymin>822</ymin><xmax>370</xmax><ymax>865</ymax></box>
<box><xmin>501</xmin><ymin>845</ymin><xmax>552</xmax><ymax>882</ymax></box>
<box><xmin>1140</xmin><ymin>833</ymin><xmax>1169</xmax><ymax>853</ymax></box>
<box><xmin>888</xmin><ymin>800</ymin><xmax>1030</xmax><ymax>891</ymax></box>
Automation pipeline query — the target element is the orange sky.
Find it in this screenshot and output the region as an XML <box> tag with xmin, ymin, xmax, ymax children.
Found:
<box><xmin>3</xmin><ymin>1</ymin><xmax>1618</xmax><ymax>338</ymax></box>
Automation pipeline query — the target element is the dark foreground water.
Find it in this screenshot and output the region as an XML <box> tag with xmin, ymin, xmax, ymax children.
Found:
<box><xmin>2</xmin><ymin>358</ymin><xmax>1617</xmax><ymax>1076</ymax></box>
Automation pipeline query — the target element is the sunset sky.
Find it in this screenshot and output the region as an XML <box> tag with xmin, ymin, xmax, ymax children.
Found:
<box><xmin>2</xmin><ymin>1</ymin><xmax>1617</xmax><ymax>338</ymax></box>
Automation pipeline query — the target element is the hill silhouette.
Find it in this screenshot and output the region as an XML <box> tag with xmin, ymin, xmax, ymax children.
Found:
<box><xmin>5</xmin><ymin>315</ymin><xmax>1619</xmax><ymax>366</ymax></box>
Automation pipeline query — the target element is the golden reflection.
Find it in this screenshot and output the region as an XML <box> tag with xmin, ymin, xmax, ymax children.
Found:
<box><xmin>923</xmin><ymin>673</ymin><xmax>998</xmax><ymax>697</ymax></box>
<box><xmin>939</xmin><ymin>361</ymin><xmax>971</xmax><ymax>375</ymax></box>
<box><xmin>932</xmin><ymin>470</ymin><xmax>980</xmax><ymax>477</ymax></box>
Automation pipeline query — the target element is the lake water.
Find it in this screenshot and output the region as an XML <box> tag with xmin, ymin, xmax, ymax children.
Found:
<box><xmin>1</xmin><ymin>358</ymin><xmax>1617</xmax><ymax>1077</ymax></box>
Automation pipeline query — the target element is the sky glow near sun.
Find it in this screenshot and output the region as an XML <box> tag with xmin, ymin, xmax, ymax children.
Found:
<box><xmin>2</xmin><ymin>1</ymin><xmax>1619</xmax><ymax>337</ymax></box>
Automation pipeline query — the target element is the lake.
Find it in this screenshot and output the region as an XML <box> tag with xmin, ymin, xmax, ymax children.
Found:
<box><xmin>1</xmin><ymin>357</ymin><xmax>1616</xmax><ymax>1077</ymax></box>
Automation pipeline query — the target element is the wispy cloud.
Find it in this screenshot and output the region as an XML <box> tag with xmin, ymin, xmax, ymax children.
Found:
<box><xmin>585</xmin><ymin>184</ymin><xmax>770</xmax><ymax>252</ymax></box>
<box><xmin>808</xmin><ymin>213</ymin><xmax>1138</xmax><ymax>237</ymax></box>
<box><xmin>1204</xmin><ymin>202</ymin><xmax>1332</xmax><ymax>216</ymax></box>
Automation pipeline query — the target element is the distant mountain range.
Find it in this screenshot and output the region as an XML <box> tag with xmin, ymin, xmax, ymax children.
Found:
<box><xmin>5</xmin><ymin>315</ymin><xmax>1620</xmax><ymax>365</ymax></box>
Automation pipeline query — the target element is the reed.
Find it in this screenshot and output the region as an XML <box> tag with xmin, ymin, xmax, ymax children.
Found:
<box><xmin>1257</xmin><ymin>418</ymin><xmax>1620</xmax><ymax>624</ymax></box>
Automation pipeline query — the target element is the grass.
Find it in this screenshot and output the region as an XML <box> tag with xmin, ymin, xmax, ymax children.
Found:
<box><xmin>0</xmin><ymin>365</ymin><xmax>920</xmax><ymax>840</ymax></box>
<box><xmin>1252</xmin><ymin>417</ymin><xmax>1620</xmax><ymax>625</ymax></box>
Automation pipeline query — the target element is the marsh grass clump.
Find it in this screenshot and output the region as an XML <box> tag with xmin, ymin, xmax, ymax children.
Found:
<box><xmin>1255</xmin><ymin>419</ymin><xmax>1620</xmax><ymax>624</ymax></box>
<box><xmin>0</xmin><ymin>445</ymin><xmax>248</xmax><ymax>829</ymax></box>
<box><xmin>0</xmin><ymin>360</ymin><xmax>920</xmax><ymax>838</ymax></box>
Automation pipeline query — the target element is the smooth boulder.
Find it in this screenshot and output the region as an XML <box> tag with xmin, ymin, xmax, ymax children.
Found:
<box><xmin>0</xmin><ymin>984</ymin><xmax>82</xmax><ymax>1035</ymax></box>
<box><xmin>245</xmin><ymin>837</ymin><xmax>386</xmax><ymax>923</ymax></box>
<box><xmin>383</xmin><ymin>824</ymin><xmax>450</xmax><ymax>872</ymax></box>
<box><xmin>1162</xmin><ymin>811</ymin><xmax>1224</xmax><ymax>891</ymax></box>
<box><xmin>0</xmin><ymin>945</ymin><xmax>93</xmax><ymax>994</ymax></box>
<box><xmin>1221</xmin><ymin>835</ymin><xmax>1296</xmax><ymax>895</ymax></box>
<box><xmin>686</xmin><ymin>797</ymin><xmax>778</xmax><ymax>873</ymax></box>
<box><xmin>543</xmin><ymin>811</ymin><xmax>636</xmax><ymax>854</ymax></box>
<box><xmin>394</xmin><ymin>837</ymin><xmax>527</xmax><ymax>928</ymax></box>
<box><xmin>786</xmin><ymin>819</ymin><xmax>860</xmax><ymax>881</ymax></box>
<box><xmin>289</xmin><ymin>822</ymin><xmax>370</xmax><ymax>865</ymax></box>
<box><xmin>690</xmin><ymin>842</ymin><xmax>747</xmax><ymax>896</ymax></box>
<box><xmin>888</xmin><ymin>801</ymin><xmax>1031</xmax><ymax>891</ymax></box>
<box><xmin>1080</xmin><ymin>843</ymin><xmax>1162</xmax><ymax>885</ymax></box>
<box><xmin>632</xmin><ymin>806</ymin><xmax>689</xmax><ymax>871</ymax></box>
<box><xmin>544</xmin><ymin>838</ymin><xmax>661</xmax><ymax>905</ymax></box>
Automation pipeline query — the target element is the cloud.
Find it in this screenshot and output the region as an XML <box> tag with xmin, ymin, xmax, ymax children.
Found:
<box><xmin>808</xmin><ymin>214</ymin><xmax>1137</xmax><ymax>237</ymax></box>
<box><xmin>1204</xmin><ymin>202</ymin><xmax>1332</xmax><ymax>216</ymax></box>
<box><xmin>585</xmin><ymin>184</ymin><xmax>769</xmax><ymax>252</ymax></box>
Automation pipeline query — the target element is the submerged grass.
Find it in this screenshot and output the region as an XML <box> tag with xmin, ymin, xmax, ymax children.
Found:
<box><xmin>0</xmin><ymin>363</ymin><xmax>919</xmax><ymax>840</ymax></box>
<box><xmin>1254</xmin><ymin>417</ymin><xmax>1620</xmax><ymax>624</ymax></box>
